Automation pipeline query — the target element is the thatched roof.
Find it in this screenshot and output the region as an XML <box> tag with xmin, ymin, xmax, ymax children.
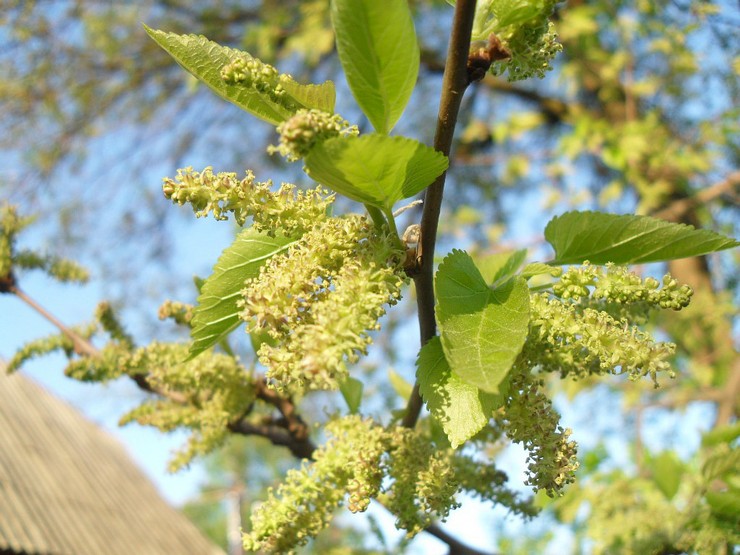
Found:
<box><xmin>0</xmin><ymin>368</ymin><xmax>224</xmax><ymax>555</ymax></box>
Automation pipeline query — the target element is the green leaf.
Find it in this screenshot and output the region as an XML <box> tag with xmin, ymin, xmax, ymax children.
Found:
<box><xmin>188</xmin><ymin>228</ymin><xmax>296</xmax><ymax>359</ymax></box>
<box><xmin>388</xmin><ymin>368</ymin><xmax>413</xmax><ymax>400</ymax></box>
<box><xmin>144</xmin><ymin>26</ymin><xmax>335</xmax><ymax>125</ymax></box>
<box><xmin>304</xmin><ymin>134</ymin><xmax>448</xmax><ymax>209</ymax></box>
<box><xmin>340</xmin><ymin>377</ymin><xmax>364</xmax><ymax>414</ymax></box>
<box><xmin>330</xmin><ymin>0</ymin><xmax>419</xmax><ymax>133</ymax></box>
<box><xmin>649</xmin><ymin>450</ymin><xmax>684</xmax><ymax>501</ymax></box>
<box><xmin>702</xmin><ymin>447</ymin><xmax>740</xmax><ymax>482</ymax></box>
<box><xmin>436</xmin><ymin>250</ymin><xmax>530</xmax><ymax>393</ymax></box>
<box><xmin>706</xmin><ymin>490</ymin><xmax>740</xmax><ymax>519</ymax></box>
<box><xmin>278</xmin><ymin>76</ymin><xmax>336</xmax><ymax>114</ymax></box>
<box><xmin>474</xmin><ymin>249</ymin><xmax>527</xmax><ymax>284</ymax></box>
<box><xmin>416</xmin><ymin>337</ymin><xmax>502</xmax><ymax>448</ymax></box>
<box><xmin>702</xmin><ymin>422</ymin><xmax>740</xmax><ymax>447</ymax></box>
<box><xmin>545</xmin><ymin>211</ymin><xmax>740</xmax><ymax>264</ymax></box>
<box><xmin>520</xmin><ymin>262</ymin><xmax>562</xmax><ymax>280</ymax></box>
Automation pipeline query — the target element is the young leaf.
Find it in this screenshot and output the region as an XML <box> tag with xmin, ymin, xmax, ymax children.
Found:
<box><xmin>474</xmin><ymin>249</ymin><xmax>527</xmax><ymax>285</ymax></box>
<box><xmin>701</xmin><ymin>422</ymin><xmax>740</xmax><ymax>447</ymax></box>
<box><xmin>188</xmin><ymin>228</ymin><xmax>296</xmax><ymax>359</ymax></box>
<box><xmin>648</xmin><ymin>451</ymin><xmax>684</xmax><ymax>501</ymax></box>
<box><xmin>545</xmin><ymin>211</ymin><xmax>740</xmax><ymax>265</ymax></box>
<box><xmin>330</xmin><ymin>0</ymin><xmax>419</xmax><ymax>134</ymax></box>
<box><xmin>339</xmin><ymin>376</ymin><xmax>364</xmax><ymax>414</ymax></box>
<box><xmin>520</xmin><ymin>262</ymin><xmax>562</xmax><ymax>280</ymax></box>
<box><xmin>436</xmin><ymin>250</ymin><xmax>530</xmax><ymax>394</ymax></box>
<box><xmin>144</xmin><ymin>26</ymin><xmax>335</xmax><ymax>125</ymax></box>
<box><xmin>705</xmin><ymin>490</ymin><xmax>740</xmax><ymax>520</ymax></box>
<box><xmin>304</xmin><ymin>134</ymin><xmax>448</xmax><ymax>209</ymax></box>
<box><xmin>416</xmin><ymin>337</ymin><xmax>502</xmax><ymax>448</ymax></box>
<box><xmin>701</xmin><ymin>448</ymin><xmax>740</xmax><ymax>482</ymax></box>
<box><xmin>492</xmin><ymin>249</ymin><xmax>528</xmax><ymax>284</ymax></box>
<box><xmin>388</xmin><ymin>368</ymin><xmax>413</xmax><ymax>400</ymax></box>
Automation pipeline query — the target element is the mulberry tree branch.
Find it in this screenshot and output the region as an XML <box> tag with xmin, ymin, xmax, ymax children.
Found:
<box><xmin>402</xmin><ymin>0</ymin><xmax>477</xmax><ymax>429</ymax></box>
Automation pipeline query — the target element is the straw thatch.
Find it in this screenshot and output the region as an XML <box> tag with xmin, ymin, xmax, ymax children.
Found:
<box><xmin>0</xmin><ymin>368</ymin><xmax>224</xmax><ymax>555</ymax></box>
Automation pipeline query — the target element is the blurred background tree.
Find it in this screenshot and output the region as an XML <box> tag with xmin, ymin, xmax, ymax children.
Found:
<box><xmin>2</xmin><ymin>0</ymin><xmax>738</xmax><ymax>552</ymax></box>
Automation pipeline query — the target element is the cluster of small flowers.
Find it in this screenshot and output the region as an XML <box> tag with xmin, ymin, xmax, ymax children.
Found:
<box><xmin>486</xmin><ymin>0</ymin><xmax>562</xmax><ymax>81</ymax></box>
<box><xmin>268</xmin><ymin>108</ymin><xmax>358</xmax><ymax>161</ymax></box>
<box><xmin>12</xmin><ymin>252</ymin><xmax>90</xmax><ymax>284</ymax></box>
<box><xmin>553</xmin><ymin>262</ymin><xmax>693</xmax><ymax>310</ymax></box>
<box><xmin>499</xmin><ymin>369</ymin><xmax>579</xmax><ymax>497</ymax></box>
<box><xmin>1</xmin><ymin>204</ymin><xmax>88</xmax><ymax>285</ymax></box>
<box><xmin>162</xmin><ymin>166</ymin><xmax>333</xmax><ymax>235</ymax></box>
<box><xmin>244</xmin><ymin>416</ymin><xmax>388</xmax><ymax>554</ymax></box>
<box><xmin>118</xmin><ymin>342</ymin><xmax>255</xmax><ymax>471</ymax></box>
<box><xmin>452</xmin><ymin>454</ymin><xmax>539</xmax><ymax>518</ymax></box>
<box><xmin>157</xmin><ymin>299</ymin><xmax>194</xmax><ymax>327</ymax></box>
<box><xmin>384</xmin><ymin>428</ymin><xmax>461</xmax><ymax>536</ymax></box>
<box><xmin>7</xmin><ymin>322</ymin><xmax>97</xmax><ymax>374</ymax></box>
<box><xmin>95</xmin><ymin>302</ymin><xmax>134</xmax><ymax>347</ymax></box>
<box><xmin>527</xmin><ymin>292</ymin><xmax>677</xmax><ymax>385</ymax></box>
<box><xmin>240</xmin><ymin>214</ymin><xmax>405</xmax><ymax>393</ymax></box>
<box><xmin>220</xmin><ymin>54</ymin><xmax>297</xmax><ymax>110</ymax></box>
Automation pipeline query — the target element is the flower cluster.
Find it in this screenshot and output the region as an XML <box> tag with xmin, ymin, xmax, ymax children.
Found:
<box><xmin>243</xmin><ymin>416</ymin><xmax>388</xmax><ymax>554</ymax></box>
<box><xmin>220</xmin><ymin>53</ymin><xmax>297</xmax><ymax>111</ymax></box>
<box><xmin>240</xmin><ymin>214</ymin><xmax>405</xmax><ymax>393</ymax></box>
<box><xmin>244</xmin><ymin>416</ymin><xmax>468</xmax><ymax>551</ymax></box>
<box><xmin>7</xmin><ymin>322</ymin><xmax>97</xmax><ymax>374</ymax></box>
<box><xmin>118</xmin><ymin>342</ymin><xmax>255</xmax><ymax>471</ymax></box>
<box><xmin>494</xmin><ymin>20</ymin><xmax>562</xmax><ymax>81</ymax></box>
<box><xmin>157</xmin><ymin>299</ymin><xmax>194</xmax><ymax>327</ymax></box>
<box><xmin>526</xmin><ymin>292</ymin><xmax>678</xmax><ymax>385</ymax></box>
<box><xmin>1</xmin><ymin>203</ymin><xmax>88</xmax><ymax>285</ymax></box>
<box><xmin>384</xmin><ymin>428</ymin><xmax>461</xmax><ymax>536</ymax></box>
<box><xmin>498</xmin><ymin>368</ymin><xmax>579</xmax><ymax>497</ymax></box>
<box><xmin>475</xmin><ymin>0</ymin><xmax>562</xmax><ymax>81</ymax></box>
<box><xmin>268</xmin><ymin>108</ymin><xmax>358</xmax><ymax>161</ymax></box>
<box><xmin>162</xmin><ymin>166</ymin><xmax>333</xmax><ymax>235</ymax></box>
<box><xmin>553</xmin><ymin>263</ymin><xmax>693</xmax><ymax>311</ymax></box>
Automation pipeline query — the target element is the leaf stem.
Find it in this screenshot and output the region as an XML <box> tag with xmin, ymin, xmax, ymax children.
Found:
<box><xmin>365</xmin><ymin>203</ymin><xmax>389</xmax><ymax>231</ymax></box>
<box><xmin>402</xmin><ymin>0</ymin><xmax>477</xmax><ymax>429</ymax></box>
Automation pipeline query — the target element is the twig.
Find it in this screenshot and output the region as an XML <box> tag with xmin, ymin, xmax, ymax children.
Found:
<box><xmin>652</xmin><ymin>171</ymin><xmax>740</xmax><ymax>222</ymax></box>
<box><xmin>9</xmin><ymin>284</ymin><xmax>98</xmax><ymax>359</ymax></box>
<box><xmin>426</xmin><ymin>523</ymin><xmax>497</xmax><ymax>555</ymax></box>
<box><xmin>402</xmin><ymin>0</ymin><xmax>477</xmax><ymax>429</ymax></box>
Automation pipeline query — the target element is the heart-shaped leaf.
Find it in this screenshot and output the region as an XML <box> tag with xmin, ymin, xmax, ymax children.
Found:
<box><xmin>417</xmin><ymin>337</ymin><xmax>502</xmax><ymax>448</ymax></box>
<box><xmin>436</xmin><ymin>250</ymin><xmax>530</xmax><ymax>393</ymax></box>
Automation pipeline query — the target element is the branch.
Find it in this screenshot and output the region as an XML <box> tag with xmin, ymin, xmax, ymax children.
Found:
<box><xmin>8</xmin><ymin>279</ymin><xmax>323</xmax><ymax>459</ymax></box>
<box><xmin>652</xmin><ymin>171</ymin><xmax>740</xmax><ymax>221</ymax></box>
<box><xmin>426</xmin><ymin>523</ymin><xmax>498</xmax><ymax>555</ymax></box>
<box><xmin>227</xmin><ymin>418</ymin><xmax>316</xmax><ymax>460</ymax></box>
<box><xmin>402</xmin><ymin>0</ymin><xmax>477</xmax><ymax>429</ymax></box>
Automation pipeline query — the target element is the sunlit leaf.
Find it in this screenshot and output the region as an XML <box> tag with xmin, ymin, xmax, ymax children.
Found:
<box><xmin>416</xmin><ymin>337</ymin><xmax>501</xmax><ymax>448</ymax></box>
<box><xmin>340</xmin><ymin>376</ymin><xmax>364</xmax><ymax>414</ymax></box>
<box><xmin>436</xmin><ymin>250</ymin><xmax>530</xmax><ymax>393</ymax></box>
<box><xmin>546</xmin><ymin>211</ymin><xmax>739</xmax><ymax>264</ymax></box>
<box><xmin>331</xmin><ymin>0</ymin><xmax>419</xmax><ymax>133</ymax></box>
<box><xmin>304</xmin><ymin>134</ymin><xmax>448</xmax><ymax>209</ymax></box>
<box><xmin>188</xmin><ymin>228</ymin><xmax>296</xmax><ymax>359</ymax></box>
<box><xmin>144</xmin><ymin>26</ymin><xmax>335</xmax><ymax>125</ymax></box>
<box><xmin>649</xmin><ymin>451</ymin><xmax>684</xmax><ymax>501</ymax></box>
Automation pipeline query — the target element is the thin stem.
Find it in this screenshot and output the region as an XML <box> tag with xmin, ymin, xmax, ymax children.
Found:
<box><xmin>402</xmin><ymin>0</ymin><xmax>477</xmax><ymax>429</ymax></box>
<box><xmin>10</xmin><ymin>284</ymin><xmax>98</xmax><ymax>358</ymax></box>
<box><xmin>365</xmin><ymin>203</ymin><xmax>389</xmax><ymax>231</ymax></box>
